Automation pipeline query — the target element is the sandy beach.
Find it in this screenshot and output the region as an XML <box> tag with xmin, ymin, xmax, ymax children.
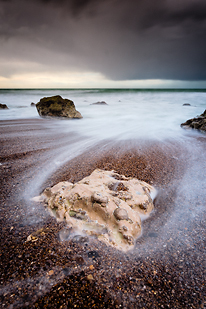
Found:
<box><xmin>0</xmin><ymin>118</ymin><xmax>205</xmax><ymax>308</ymax></box>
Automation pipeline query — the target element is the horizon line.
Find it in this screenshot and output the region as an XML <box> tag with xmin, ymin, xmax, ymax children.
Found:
<box><xmin>0</xmin><ymin>87</ymin><xmax>206</xmax><ymax>91</ymax></box>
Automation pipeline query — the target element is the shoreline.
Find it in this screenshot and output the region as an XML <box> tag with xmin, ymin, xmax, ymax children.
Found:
<box><xmin>0</xmin><ymin>119</ymin><xmax>205</xmax><ymax>308</ymax></box>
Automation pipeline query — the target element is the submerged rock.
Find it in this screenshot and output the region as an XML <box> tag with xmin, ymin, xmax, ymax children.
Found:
<box><xmin>90</xmin><ymin>101</ymin><xmax>108</xmax><ymax>105</ymax></box>
<box><xmin>36</xmin><ymin>95</ymin><xmax>82</xmax><ymax>119</ymax></box>
<box><xmin>39</xmin><ymin>169</ymin><xmax>156</xmax><ymax>251</ymax></box>
<box><xmin>183</xmin><ymin>103</ymin><xmax>191</xmax><ymax>106</ymax></box>
<box><xmin>0</xmin><ymin>103</ymin><xmax>9</xmax><ymax>109</ymax></box>
<box><xmin>31</xmin><ymin>102</ymin><xmax>36</xmax><ymax>106</ymax></box>
<box><xmin>181</xmin><ymin>109</ymin><xmax>206</xmax><ymax>132</ymax></box>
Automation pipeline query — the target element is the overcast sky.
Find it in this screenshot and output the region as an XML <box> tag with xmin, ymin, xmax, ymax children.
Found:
<box><xmin>0</xmin><ymin>0</ymin><xmax>206</xmax><ymax>88</ymax></box>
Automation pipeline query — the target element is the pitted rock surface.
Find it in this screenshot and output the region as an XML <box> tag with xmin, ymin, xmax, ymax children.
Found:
<box><xmin>40</xmin><ymin>169</ymin><xmax>156</xmax><ymax>251</ymax></box>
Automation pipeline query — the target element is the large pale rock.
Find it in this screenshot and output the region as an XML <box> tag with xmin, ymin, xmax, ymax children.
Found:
<box><xmin>41</xmin><ymin>169</ymin><xmax>156</xmax><ymax>251</ymax></box>
<box><xmin>36</xmin><ymin>95</ymin><xmax>82</xmax><ymax>119</ymax></box>
<box><xmin>181</xmin><ymin>109</ymin><xmax>206</xmax><ymax>132</ymax></box>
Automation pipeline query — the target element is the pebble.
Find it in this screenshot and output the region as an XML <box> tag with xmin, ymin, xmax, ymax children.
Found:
<box><xmin>113</xmin><ymin>208</ymin><xmax>128</xmax><ymax>220</ymax></box>
<box><xmin>87</xmin><ymin>274</ymin><xmax>94</xmax><ymax>281</ymax></box>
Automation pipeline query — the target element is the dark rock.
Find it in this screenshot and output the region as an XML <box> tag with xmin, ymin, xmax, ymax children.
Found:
<box><xmin>31</xmin><ymin>102</ymin><xmax>36</xmax><ymax>106</ymax></box>
<box><xmin>36</xmin><ymin>95</ymin><xmax>82</xmax><ymax>119</ymax></box>
<box><xmin>87</xmin><ymin>250</ymin><xmax>100</xmax><ymax>259</ymax></box>
<box><xmin>62</xmin><ymin>267</ymin><xmax>70</xmax><ymax>276</ymax></box>
<box><xmin>183</xmin><ymin>103</ymin><xmax>191</xmax><ymax>106</ymax></box>
<box><xmin>90</xmin><ymin>101</ymin><xmax>108</xmax><ymax>105</ymax></box>
<box><xmin>181</xmin><ymin>109</ymin><xmax>206</xmax><ymax>132</ymax></box>
<box><xmin>0</xmin><ymin>103</ymin><xmax>9</xmax><ymax>109</ymax></box>
<box><xmin>75</xmin><ymin>255</ymin><xmax>85</xmax><ymax>265</ymax></box>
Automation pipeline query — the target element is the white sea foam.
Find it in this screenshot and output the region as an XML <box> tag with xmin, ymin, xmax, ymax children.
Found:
<box><xmin>0</xmin><ymin>89</ymin><xmax>205</xmax><ymax>141</ymax></box>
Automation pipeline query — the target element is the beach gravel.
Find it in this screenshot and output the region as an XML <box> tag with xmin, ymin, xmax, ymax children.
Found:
<box><xmin>0</xmin><ymin>119</ymin><xmax>205</xmax><ymax>308</ymax></box>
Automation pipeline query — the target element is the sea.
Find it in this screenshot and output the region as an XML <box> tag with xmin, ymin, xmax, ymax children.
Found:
<box><xmin>0</xmin><ymin>88</ymin><xmax>206</xmax><ymax>141</ymax></box>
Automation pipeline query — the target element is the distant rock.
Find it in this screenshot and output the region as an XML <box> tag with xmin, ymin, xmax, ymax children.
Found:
<box><xmin>183</xmin><ymin>103</ymin><xmax>191</xmax><ymax>106</ymax></box>
<box><xmin>31</xmin><ymin>102</ymin><xmax>36</xmax><ymax>106</ymax></box>
<box><xmin>90</xmin><ymin>101</ymin><xmax>108</xmax><ymax>105</ymax></box>
<box><xmin>36</xmin><ymin>95</ymin><xmax>82</xmax><ymax>119</ymax></box>
<box><xmin>181</xmin><ymin>109</ymin><xmax>206</xmax><ymax>132</ymax></box>
<box><xmin>37</xmin><ymin>169</ymin><xmax>156</xmax><ymax>251</ymax></box>
<box><xmin>0</xmin><ymin>103</ymin><xmax>9</xmax><ymax>109</ymax></box>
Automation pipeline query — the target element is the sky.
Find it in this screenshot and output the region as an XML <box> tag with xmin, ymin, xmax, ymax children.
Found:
<box><xmin>0</xmin><ymin>0</ymin><xmax>206</xmax><ymax>88</ymax></box>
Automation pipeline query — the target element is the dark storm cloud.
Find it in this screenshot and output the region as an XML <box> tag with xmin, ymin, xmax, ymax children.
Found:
<box><xmin>36</xmin><ymin>0</ymin><xmax>96</xmax><ymax>16</ymax></box>
<box><xmin>0</xmin><ymin>0</ymin><xmax>206</xmax><ymax>81</ymax></box>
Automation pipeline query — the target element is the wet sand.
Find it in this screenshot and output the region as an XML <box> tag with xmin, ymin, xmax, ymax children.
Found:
<box><xmin>0</xmin><ymin>119</ymin><xmax>205</xmax><ymax>308</ymax></box>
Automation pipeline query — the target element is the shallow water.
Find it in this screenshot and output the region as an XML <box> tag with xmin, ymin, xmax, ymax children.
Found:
<box><xmin>0</xmin><ymin>89</ymin><xmax>205</xmax><ymax>141</ymax></box>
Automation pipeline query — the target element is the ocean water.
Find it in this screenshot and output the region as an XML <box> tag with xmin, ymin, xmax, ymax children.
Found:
<box><xmin>0</xmin><ymin>88</ymin><xmax>206</xmax><ymax>141</ymax></box>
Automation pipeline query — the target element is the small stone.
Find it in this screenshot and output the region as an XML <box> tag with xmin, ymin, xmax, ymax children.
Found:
<box><xmin>87</xmin><ymin>274</ymin><xmax>94</xmax><ymax>281</ymax></box>
<box><xmin>123</xmin><ymin>235</ymin><xmax>134</xmax><ymax>245</ymax></box>
<box><xmin>75</xmin><ymin>256</ymin><xmax>85</xmax><ymax>265</ymax></box>
<box><xmin>43</xmin><ymin>187</ymin><xmax>52</xmax><ymax>198</ymax></box>
<box><xmin>116</xmin><ymin>182</ymin><xmax>128</xmax><ymax>191</ymax></box>
<box><xmin>139</xmin><ymin>203</ymin><xmax>148</xmax><ymax>210</ymax></box>
<box><xmin>87</xmin><ymin>250</ymin><xmax>100</xmax><ymax>259</ymax></box>
<box><xmin>113</xmin><ymin>208</ymin><xmax>128</xmax><ymax>220</ymax></box>
<box><xmin>62</xmin><ymin>267</ymin><xmax>70</xmax><ymax>276</ymax></box>
<box><xmin>26</xmin><ymin>234</ymin><xmax>38</xmax><ymax>242</ymax></box>
<box><xmin>47</xmin><ymin>270</ymin><xmax>54</xmax><ymax>276</ymax></box>
<box><xmin>91</xmin><ymin>192</ymin><xmax>108</xmax><ymax>204</ymax></box>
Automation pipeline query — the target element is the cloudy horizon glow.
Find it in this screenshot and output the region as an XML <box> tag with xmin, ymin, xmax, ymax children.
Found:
<box><xmin>1</xmin><ymin>0</ymin><xmax>206</xmax><ymax>88</ymax></box>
